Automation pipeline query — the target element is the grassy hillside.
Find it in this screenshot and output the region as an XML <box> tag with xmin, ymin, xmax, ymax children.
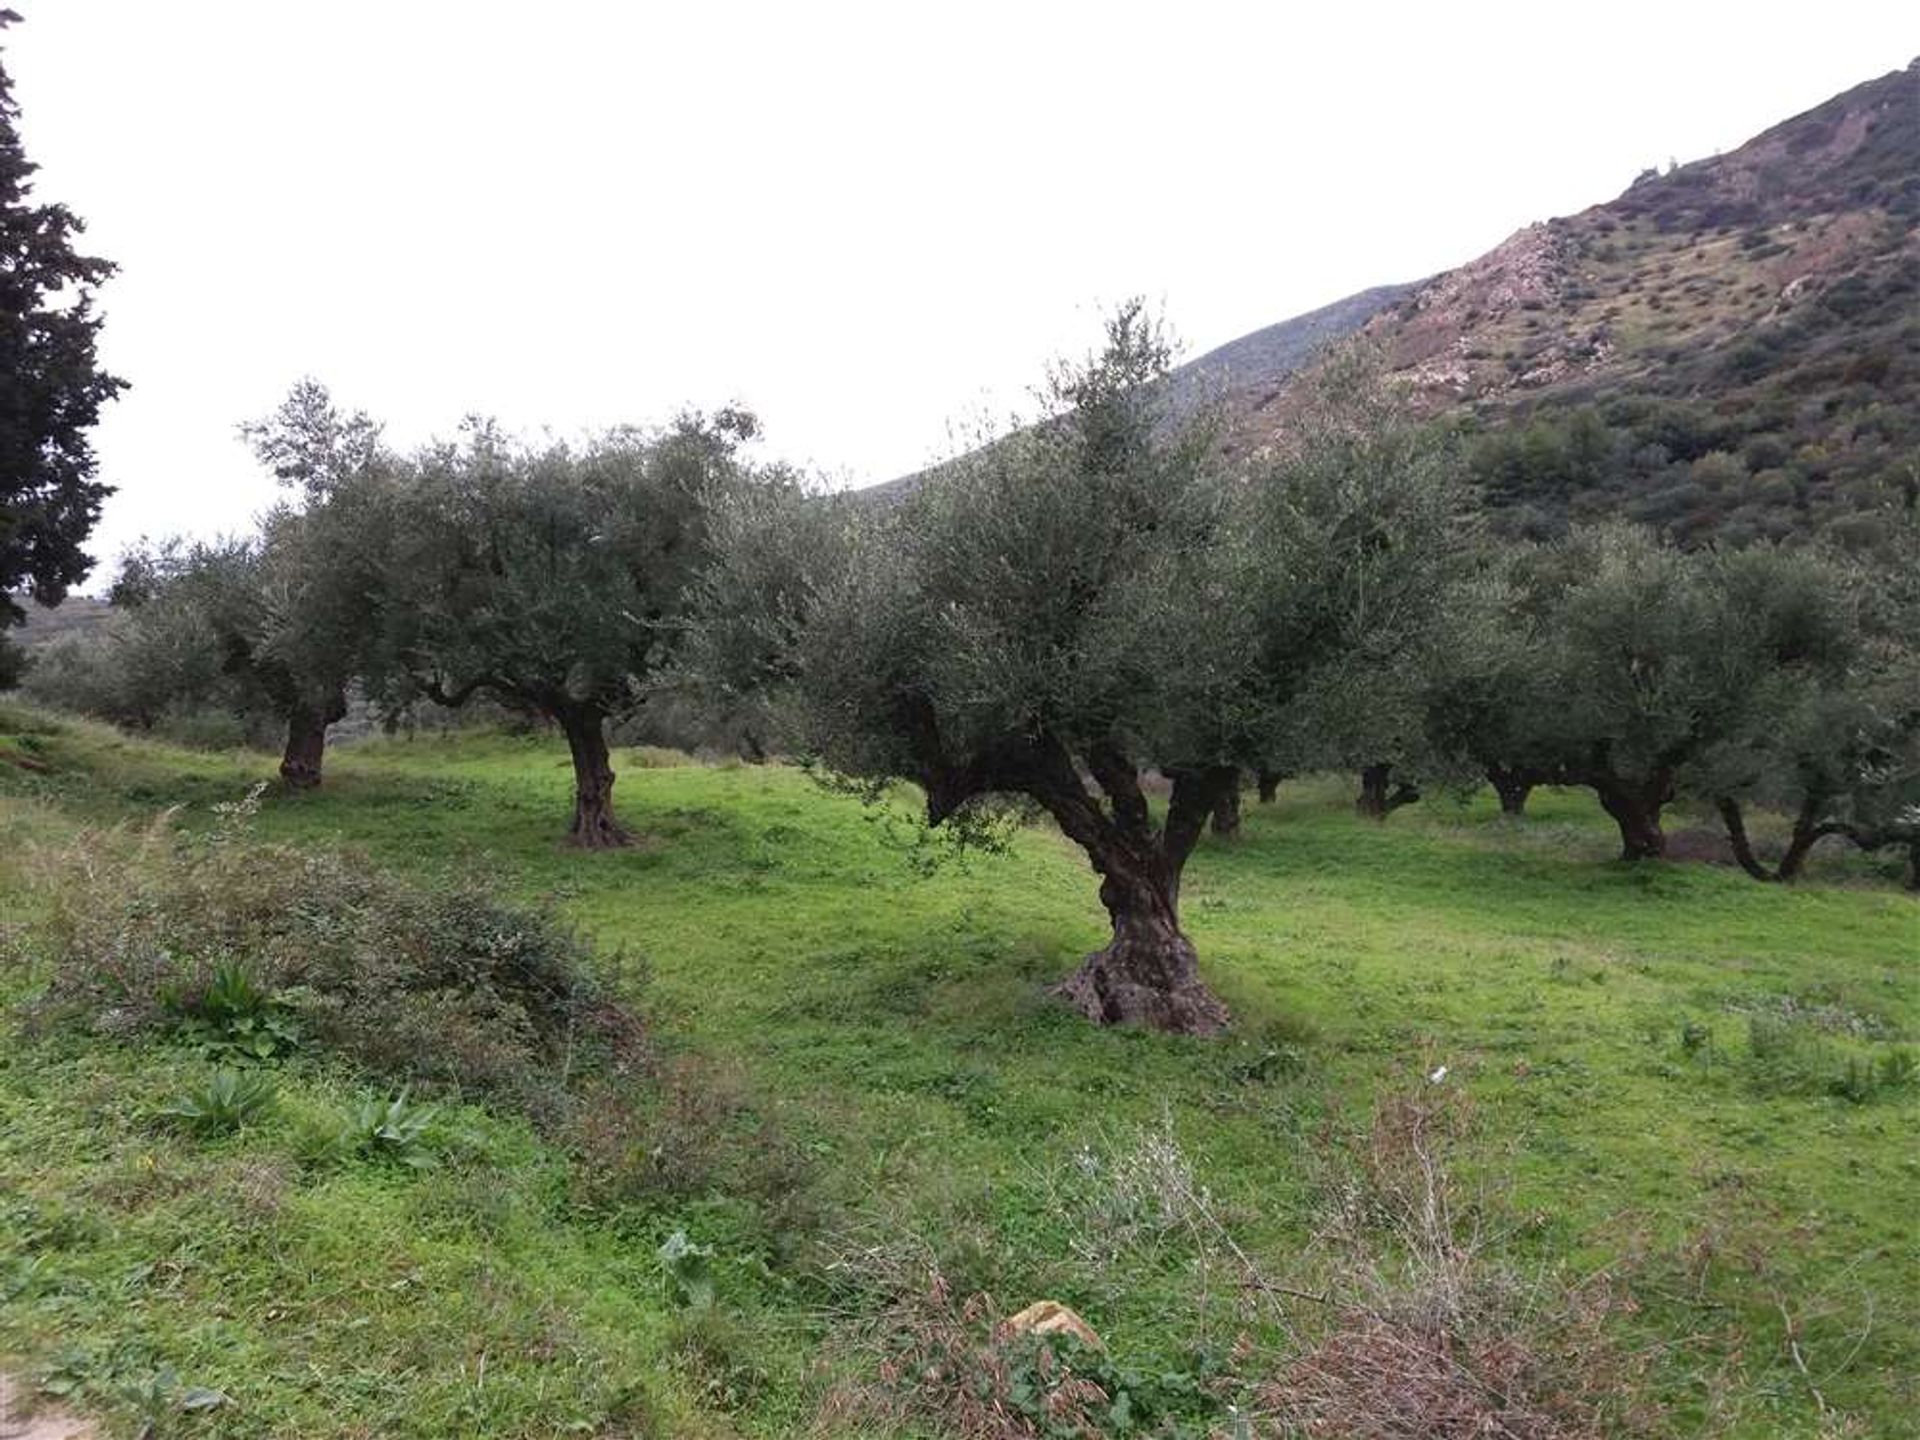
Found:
<box><xmin>1</xmin><ymin>708</ymin><xmax>1914</xmax><ymax>1437</ymax></box>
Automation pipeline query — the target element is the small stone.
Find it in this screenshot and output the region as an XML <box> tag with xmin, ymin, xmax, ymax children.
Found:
<box><xmin>1003</xmin><ymin>1300</ymin><xmax>1102</xmax><ymax>1349</ymax></box>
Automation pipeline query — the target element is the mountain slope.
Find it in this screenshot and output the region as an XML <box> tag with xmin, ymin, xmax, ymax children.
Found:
<box><xmin>856</xmin><ymin>63</ymin><xmax>1914</xmax><ymax>546</ymax></box>
<box><xmin>7</xmin><ymin>593</ymin><xmax>111</xmax><ymax>649</ymax></box>
<box><xmin>1161</xmin><ymin>281</ymin><xmax>1419</xmax><ymax>423</ymax></box>
<box><xmin>857</xmin><ymin>280</ymin><xmax>1417</xmax><ymax>504</ymax></box>
<box><xmin>1228</xmin><ymin>59</ymin><xmax>1919</xmax><ymax>546</ymax></box>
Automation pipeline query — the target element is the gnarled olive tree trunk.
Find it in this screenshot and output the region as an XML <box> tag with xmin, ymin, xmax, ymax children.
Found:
<box><xmin>1053</xmin><ymin>846</ymin><xmax>1213</xmax><ymax>1032</ymax></box>
<box><xmin>1716</xmin><ymin>795</ymin><xmax>1836</xmax><ymax>883</ymax></box>
<box><xmin>557</xmin><ymin>702</ymin><xmax>631</xmax><ymax>848</ymax></box>
<box><xmin>279</xmin><ymin>687</ymin><xmax>348</xmax><ymax>790</ymax></box>
<box><xmin>1051</xmin><ymin>760</ymin><xmax>1235</xmax><ymax>1035</ymax></box>
<box><xmin>917</xmin><ymin>724</ymin><xmax>1232</xmax><ymax>1035</ymax></box>
<box><xmin>1355</xmin><ymin>763</ymin><xmax>1421</xmax><ymax>820</ymax></box>
<box><xmin>1256</xmin><ymin>769</ymin><xmax>1283</xmax><ymax>804</ymax></box>
<box><xmin>1486</xmin><ymin>764</ymin><xmax>1536</xmax><ymax>817</ymax></box>
<box><xmin>1722</xmin><ymin>799</ymin><xmax>1920</xmax><ymax>890</ymax></box>
<box><xmin>1589</xmin><ymin>764</ymin><xmax>1673</xmax><ymax>861</ymax></box>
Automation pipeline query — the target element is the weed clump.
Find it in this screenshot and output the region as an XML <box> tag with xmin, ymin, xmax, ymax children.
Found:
<box><xmin>25</xmin><ymin>810</ymin><xmax>641</xmax><ymax>1115</ymax></box>
<box><xmin>156</xmin><ymin>1067</ymin><xmax>277</xmax><ymax>1136</ymax></box>
<box><xmin>816</xmin><ymin>1244</ymin><xmax>1226</xmax><ymax>1439</ymax></box>
<box><xmin>1259</xmin><ymin>1088</ymin><xmax>1658</xmax><ymax>1440</ymax></box>
<box><xmin>334</xmin><ymin>1088</ymin><xmax>442</xmax><ymax>1169</ymax></box>
<box><xmin>1744</xmin><ymin>1014</ymin><xmax>1915</xmax><ymax>1104</ymax></box>
<box><xmin>560</xmin><ymin>1053</ymin><xmax>819</xmax><ymax>1247</ymax></box>
<box><xmin>163</xmin><ymin>960</ymin><xmax>300</xmax><ymax>1061</ymax></box>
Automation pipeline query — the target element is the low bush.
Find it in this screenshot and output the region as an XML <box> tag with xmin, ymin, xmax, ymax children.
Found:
<box><xmin>20</xmin><ymin>797</ymin><xmax>821</xmax><ymax>1242</ymax></box>
<box><xmin>561</xmin><ymin>1054</ymin><xmax>818</xmax><ymax>1242</ymax></box>
<box><xmin>816</xmin><ymin>1250</ymin><xmax>1228</xmax><ymax>1440</ymax></box>
<box><xmin>25</xmin><ymin>805</ymin><xmax>643</xmax><ymax>1117</ymax></box>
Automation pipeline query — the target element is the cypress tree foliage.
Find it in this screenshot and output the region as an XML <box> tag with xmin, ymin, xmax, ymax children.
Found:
<box><xmin>0</xmin><ymin>9</ymin><xmax>125</xmax><ymax>645</ymax></box>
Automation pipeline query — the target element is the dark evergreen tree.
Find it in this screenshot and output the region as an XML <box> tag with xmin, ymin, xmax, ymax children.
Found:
<box><xmin>0</xmin><ymin>10</ymin><xmax>125</xmax><ymax>647</ymax></box>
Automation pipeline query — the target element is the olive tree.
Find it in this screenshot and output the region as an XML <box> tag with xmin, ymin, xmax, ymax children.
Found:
<box><xmin>1698</xmin><ymin>543</ymin><xmax>1919</xmax><ymax>885</ymax></box>
<box><xmin>232</xmin><ymin>487</ymin><xmax>388</xmax><ymax>788</ymax></box>
<box><xmin>95</xmin><ymin>383</ymin><xmax>394</xmax><ymax>786</ymax></box>
<box><xmin>237</xmin><ymin>383</ymin><xmax>391</xmax><ymax>780</ymax></box>
<box><xmin>692</xmin><ymin>311</ymin><xmax>1467</xmax><ymax>1032</ymax></box>
<box><xmin>1710</xmin><ymin>683</ymin><xmax>1918</xmax><ymax>885</ymax></box>
<box><xmin>674</xmin><ymin>462</ymin><xmax>842</xmax><ymax>761</ymax></box>
<box><xmin>379</xmin><ymin>411</ymin><xmax>749</xmax><ymax>846</ymax></box>
<box><xmin>1420</xmin><ymin>555</ymin><xmax>1576</xmax><ymax>817</ymax></box>
<box><xmin>86</xmin><ymin>511</ymin><xmax>377</xmax><ymax>785</ymax></box>
<box><xmin>1500</xmin><ymin>526</ymin><xmax>1725</xmax><ymax>858</ymax></box>
<box><xmin>1189</xmin><ymin>357</ymin><xmax>1473</xmax><ymax>836</ymax></box>
<box><xmin>1481</xmin><ymin>526</ymin><xmax>1883</xmax><ymax>863</ymax></box>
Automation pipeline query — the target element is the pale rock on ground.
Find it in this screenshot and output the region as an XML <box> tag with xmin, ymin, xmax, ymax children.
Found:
<box><xmin>0</xmin><ymin>1374</ymin><xmax>93</xmax><ymax>1440</ymax></box>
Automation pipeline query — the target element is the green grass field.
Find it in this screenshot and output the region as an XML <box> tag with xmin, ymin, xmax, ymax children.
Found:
<box><xmin>1</xmin><ymin>706</ymin><xmax>1914</xmax><ymax>1438</ymax></box>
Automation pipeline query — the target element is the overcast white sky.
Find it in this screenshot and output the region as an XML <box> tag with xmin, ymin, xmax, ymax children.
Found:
<box><xmin>8</xmin><ymin>2</ymin><xmax>1914</xmax><ymax>585</ymax></box>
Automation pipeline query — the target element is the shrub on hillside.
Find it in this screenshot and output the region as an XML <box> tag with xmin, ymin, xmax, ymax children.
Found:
<box><xmin>16</xmin><ymin>792</ymin><xmax>828</xmax><ymax>1239</ymax></box>
<box><xmin>24</xmin><ymin>803</ymin><xmax>642</xmax><ymax>1115</ymax></box>
<box><xmin>816</xmin><ymin>1249</ymin><xmax>1227</xmax><ymax>1440</ymax></box>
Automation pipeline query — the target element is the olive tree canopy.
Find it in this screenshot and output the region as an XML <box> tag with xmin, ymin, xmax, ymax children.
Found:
<box><xmin>379</xmin><ymin>409</ymin><xmax>754</xmax><ymax>845</ymax></box>
<box><xmin>692</xmin><ymin>309</ymin><xmax>1468</xmax><ymax>1032</ymax></box>
<box><xmin>38</xmin><ymin>379</ymin><xmax>393</xmax><ymax>784</ymax></box>
<box><xmin>1453</xmin><ymin>525</ymin><xmax>1894</xmax><ymax>865</ymax></box>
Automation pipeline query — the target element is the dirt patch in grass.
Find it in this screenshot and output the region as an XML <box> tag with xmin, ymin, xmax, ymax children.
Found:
<box><xmin>0</xmin><ymin>1373</ymin><xmax>94</xmax><ymax>1440</ymax></box>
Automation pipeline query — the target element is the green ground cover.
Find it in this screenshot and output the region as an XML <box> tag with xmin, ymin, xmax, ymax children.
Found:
<box><xmin>1</xmin><ymin>706</ymin><xmax>1913</xmax><ymax>1437</ymax></box>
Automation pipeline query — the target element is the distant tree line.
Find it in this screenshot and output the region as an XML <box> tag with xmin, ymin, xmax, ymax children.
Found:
<box><xmin>11</xmin><ymin>309</ymin><xmax>1917</xmax><ymax>1035</ymax></box>
<box><xmin>25</xmin><ymin>382</ymin><xmax>776</xmax><ymax>847</ymax></box>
